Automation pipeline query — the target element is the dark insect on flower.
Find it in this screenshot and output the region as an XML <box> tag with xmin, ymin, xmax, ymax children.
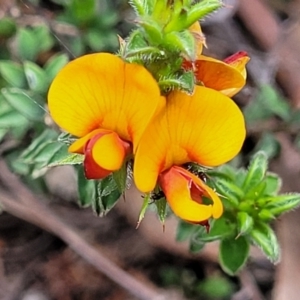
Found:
<box><xmin>150</xmin><ymin>190</ymin><xmax>165</xmax><ymax>201</ymax></box>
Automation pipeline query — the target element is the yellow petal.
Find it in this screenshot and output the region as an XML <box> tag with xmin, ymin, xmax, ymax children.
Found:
<box><xmin>134</xmin><ymin>86</ymin><xmax>245</xmax><ymax>192</ymax></box>
<box><xmin>90</xmin><ymin>131</ymin><xmax>130</xmax><ymax>171</ymax></box>
<box><xmin>159</xmin><ymin>166</ymin><xmax>223</xmax><ymax>222</ymax></box>
<box><xmin>189</xmin><ymin>21</ymin><xmax>205</xmax><ymax>58</ymax></box>
<box><xmin>195</xmin><ymin>55</ymin><xmax>245</xmax><ymax>91</ymax></box>
<box><xmin>48</xmin><ymin>53</ymin><xmax>163</xmax><ymax>148</ymax></box>
<box><xmin>68</xmin><ymin>128</ymin><xmax>111</xmax><ymax>153</ymax></box>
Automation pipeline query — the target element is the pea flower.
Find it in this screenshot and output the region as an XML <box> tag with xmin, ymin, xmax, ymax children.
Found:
<box><xmin>186</xmin><ymin>23</ymin><xmax>250</xmax><ymax>97</ymax></box>
<box><xmin>48</xmin><ymin>53</ymin><xmax>164</xmax><ymax>179</ymax></box>
<box><xmin>134</xmin><ymin>86</ymin><xmax>246</xmax><ymax>223</ymax></box>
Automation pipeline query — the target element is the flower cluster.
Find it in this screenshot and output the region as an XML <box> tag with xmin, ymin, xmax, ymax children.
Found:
<box><xmin>48</xmin><ymin>21</ymin><xmax>249</xmax><ymax>225</ymax></box>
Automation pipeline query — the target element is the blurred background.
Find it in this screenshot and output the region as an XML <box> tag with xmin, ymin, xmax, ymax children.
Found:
<box><xmin>1</xmin><ymin>0</ymin><xmax>300</xmax><ymax>299</ymax></box>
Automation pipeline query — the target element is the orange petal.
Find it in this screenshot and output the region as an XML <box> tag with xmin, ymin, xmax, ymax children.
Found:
<box><xmin>194</xmin><ymin>55</ymin><xmax>245</xmax><ymax>92</ymax></box>
<box><xmin>158</xmin><ymin>166</ymin><xmax>223</xmax><ymax>223</ymax></box>
<box><xmin>134</xmin><ymin>86</ymin><xmax>245</xmax><ymax>192</ymax></box>
<box><xmin>48</xmin><ymin>53</ymin><xmax>163</xmax><ymax>149</ymax></box>
<box><xmin>222</xmin><ymin>51</ymin><xmax>250</xmax><ymax>97</ymax></box>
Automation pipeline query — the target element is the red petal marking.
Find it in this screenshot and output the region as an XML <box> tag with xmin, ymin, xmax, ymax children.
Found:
<box><xmin>223</xmin><ymin>51</ymin><xmax>248</xmax><ymax>64</ymax></box>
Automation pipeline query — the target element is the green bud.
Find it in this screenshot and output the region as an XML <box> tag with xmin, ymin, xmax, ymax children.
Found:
<box><xmin>238</xmin><ymin>201</ymin><xmax>254</xmax><ymax>213</ymax></box>
<box><xmin>258</xmin><ymin>209</ymin><xmax>274</xmax><ymax>221</ymax></box>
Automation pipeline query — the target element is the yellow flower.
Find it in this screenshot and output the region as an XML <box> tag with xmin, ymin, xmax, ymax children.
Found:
<box><xmin>134</xmin><ymin>86</ymin><xmax>246</xmax><ymax>223</ymax></box>
<box><xmin>48</xmin><ymin>53</ymin><xmax>164</xmax><ymax>179</ymax></box>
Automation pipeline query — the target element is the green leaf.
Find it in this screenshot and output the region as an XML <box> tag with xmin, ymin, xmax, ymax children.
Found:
<box><xmin>244</xmin><ymin>84</ymin><xmax>291</xmax><ymax>122</ymax></box>
<box><xmin>193</xmin><ymin>216</ymin><xmax>235</xmax><ymax>243</ymax></box>
<box><xmin>137</xmin><ymin>193</ymin><xmax>150</xmax><ymax>228</ymax></box>
<box><xmin>15</xmin><ymin>28</ymin><xmax>39</xmax><ymax>61</ymax></box>
<box><xmin>140</xmin><ymin>18</ymin><xmax>163</xmax><ymax>44</ymax></box>
<box><xmin>176</xmin><ymin>220</ymin><xmax>196</xmax><ymax>242</ymax></box>
<box><xmin>1</xmin><ymin>88</ymin><xmax>45</xmax><ymax>121</ymax></box>
<box><xmin>164</xmin><ymin>30</ymin><xmax>195</xmax><ymax>60</ymax></box>
<box><xmin>189</xmin><ymin>238</ymin><xmax>205</xmax><ymax>253</ymax></box>
<box><xmin>258</xmin><ymin>209</ymin><xmax>274</xmax><ymax>221</ymax></box>
<box><xmin>24</xmin><ymin>61</ymin><xmax>49</xmax><ymax>94</ymax></box>
<box><xmin>187</xmin><ymin>0</ymin><xmax>222</xmax><ymax>27</ymax></box>
<box><xmin>21</xmin><ymin>129</ymin><xmax>58</xmax><ymax>161</ymax></box>
<box><xmin>70</xmin><ymin>0</ymin><xmax>96</xmax><ymax>23</ymax></box>
<box><xmin>0</xmin><ymin>128</ymin><xmax>8</xmax><ymax>142</ymax></box>
<box><xmin>245</xmin><ymin>181</ymin><xmax>266</xmax><ymax>200</ymax></box>
<box><xmin>44</xmin><ymin>53</ymin><xmax>69</xmax><ymax>82</ymax></box>
<box><xmin>252</xmin><ymin>133</ymin><xmax>280</xmax><ymax>160</ymax></box>
<box><xmin>0</xmin><ymin>17</ymin><xmax>16</xmax><ymax>38</ymax></box>
<box><xmin>209</xmin><ymin>164</ymin><xmax>237</xmax><ymax>182</ymax></box>
<box><xmin>93</xmin><ymin>176</ymin><xmax>121</xmax><ymax>216</ymax></box>
<box><xmin>77</xmin><ymin>167</ymin><xmax>95</xmax><ymax>207</ymax></box>
<box><xmin>113</xmin><ymin>162</ymin><xmax>129</xmax><ymax>193</ymax></box>
<box><xmin>219</xmin><ymin>235</ymin><xmax>250</xmax><ymax>275</ymax></box>
<box><xmin>158</xmin><ymin>71</ymin><xmax>195</xmax><ymax>94</ymax></box>
<box><xmin>155</xmin><ymin>198</ymin><xmax>167</xmax><ymax>223</ymax></box>
<box><xmin>242</xmin><ymin>152</ymin><xmax>268</xmax><ymax>194</ymax></box>
<box><xmin>0</xmin><ymin>61</ymin><xmax>27</xmax><ymax>88</ymax></box>
<box><xmin>264</xmin><ymin>173</ymin><xmax>282</xmax><ymax>196</ymax></box>
<box><xmin>265</xmin><ymin>193</ymin><xmax>300</xmax><ymax>216</ymax></box>
<box><xmin>0</xmin><ymin>108</ymin><xmax>29</xmax><ymax>128</ymax></box>
<box><xmin>237</xmin><ymin>212</ymin><xmax>253</xmax><ymax>236</ymax></box>
<box><xmin>48</xmin><ymin>152</ymin><xmax>84</xmax><ymax>167</ymax></box>
<box><xmin>129</xmin><ymin>0</ymin><xmax>149</xmax><ymax>16</ymax></box>
<box><xmin>29</xmin><ymin>142</ymin><xmax>64</xmax><ymax>165</ymax></box>
<box><xmin>250</xmin><ymin>222</ymin><xmax>280</xmax><ymax>263</ymax></box>
<box><xmin>31</xmin><ymin>25</ymin><xmax>54</xmax><ymax>53</ymax></box>
<box><xmin>213</xmin><ymin>179</ymin><xmax>244</xmax><ymax>207</ymax></box>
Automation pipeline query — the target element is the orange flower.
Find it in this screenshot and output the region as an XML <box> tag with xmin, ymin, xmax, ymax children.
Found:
<box><xmin>159</xmin><ymin>166</ymin><xmax>223</xmax><ymax>223</ymax></box>
<box><xmin>48</xmin><ymin>53</ymin><xmax>164</xmax><ymax>179</ymax></box>
<box><xmin>134</xmin><ymin>86</ymin><xmax>246</xmax><ymax>223</ymax></box>
<box><xmin>187</xmin><ymin>23</ymin><xmax>249</xmax><ymax>97</ymax></box>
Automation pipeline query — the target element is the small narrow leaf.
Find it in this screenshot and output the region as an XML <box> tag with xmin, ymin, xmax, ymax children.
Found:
<box><xmin>93</xmin><ymin>176</ymin><xmax>121</xmax><ymax>216</ymax></box>
<box><xmin>219</xmin><ymin>236</ymin><xmax>250</xmax><ymax>275</ymax></box>
<box><xmin>24</xmin><ymin>61</ymin><xmax>49</xmax><ymax>94</ymax></box>
<box><xmin>187</xmin><ymin>0</ymin><xmax>222</xmax><ymax>27</ymax></box>
<box><xmin>193</xmin><ymin>216</ymin><xmax>235</xmax><ymax>243</ymax></box>
<box><xmin>237</xmin><ymin>212</ymin><xmax>253</xmax><ymax>236</ymax></box>
<box><xmin>137</xmin><ymin>193</ymin><xmax>150</xmax><ymax>227</ymax></box>
<box><xmin>265</xmin><ymin>193</ymin><xmax>300</xmax><ymax>216</ymax></box>
<box><xmin>21</xmin><ymin>129</ymin><xmax>58</xmax><ymax>161</ymax></box>
<box><xmin>164</xmin><ymin>30</ymin><xmax>195</xmax><ymax>60</ymax></box>
<box><xmin>44</xmin><ymin>53</ymin><xmax>69</xmax><ymax>82</ymax></box>
<box><xmin>242</xmin><ymin>152</ymin><xmax>268</xmax><ymax>193</ymax></box>
<box><xmin>77</xmin><ymin>167</ymin><xmax>95</xmax><ymax>207</ymax></box>
<box><xmin>15</xmin><ymin>28</ymin><xmax>39</xmax><ymax>61</ymax></box>
<box><xmin>154</xmin><ymin>198</ymin><xmax>167</xmax><ymax>223</ymax></box>
<box><xmin>176</xmin><ymin>220</ymin><xmax>196</xmax><ymax>242</ymax></box>
<box><xmin>213</xmin><ymin>179</ymin><xmax>244</xmax><ymax>207</ymax></box>
<box><xmin>0</xmin><ymin>61</ymin><xmax>27</xmax><ymax>88</ymax></box>
<box><xmin>264</xmin><ymin>173</ymin><xmax>282</xmax><ymax>196</ymax></box>
<box><xmin>1</xmin><ymin>88</ymin><xmax>45</xmax><ymax>121</ymax></box>
<box><xmin>250</xmin><ymin>222</ymin><xmax>280</xmax><ymax>263</ymax></box>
